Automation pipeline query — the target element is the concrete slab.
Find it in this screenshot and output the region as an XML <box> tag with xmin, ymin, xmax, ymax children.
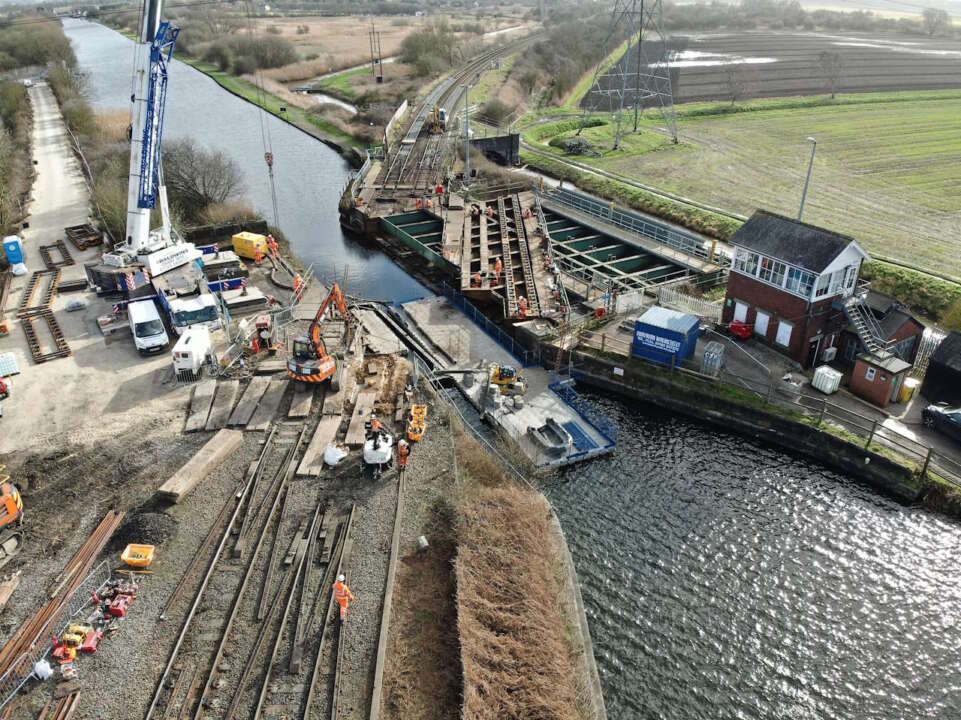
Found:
<box><xmin>247</xmin><ymin>378</ymin><xmax>288</xmax><ymax>431</ymax></box>
<box><xmin>205</xmin><ymin>380</ymin><xmax>240</xmax><ymax>431</ymax></box>
<box><xmin>345</xmin><ymin>389</ymin><xmax>378</xmax><ymax>446</ymax></box>
<box><xmin>184</xmin><ymin>379</ymin><xmax>217</xmax><ymax>433</ymax></box>
<box><xmin>355</xmin><ymin>309</ymin><xmax>405</xmax><ymax>355</ymax></box>
<box><xmin>228</xmin><ymin>376</ymin><xmax>271</xmax><ymax>427</ymax></box>
<box><xmin>156</xmin><ymin>429</ymin><xmax>244</xmax><ymax>503</ymax></box>
<box><xmin>296</xmin><ymin>415</ymin><xmax>342</xmax><ymax>476</ymax></box>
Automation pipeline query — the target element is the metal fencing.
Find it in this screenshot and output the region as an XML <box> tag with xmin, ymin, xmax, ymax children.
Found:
<box><xmin>570</xmin><ymin>340</ymin><xmax>961</xmax><ymax>489</ymax></box>
<box><xmin>439</xmin><ymin>282</ymin><xmax>540</xmax><ymax>367</ymax></box>
<box><xmin>541</xmin><ymin>187</ymin><xmax>719</xmax><ymax>262</ymax></box>
<box><xmin>549</xmin><ymin>379</ymin><xmax>618</xmax><ymax>446</ymax></box>
<box><xmin>912</xmin><ymin>327</ymin><xmax>946</xmax><ymax>379</ymax></box>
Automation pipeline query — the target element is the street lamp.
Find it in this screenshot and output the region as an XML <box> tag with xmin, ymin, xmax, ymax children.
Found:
<box><xmin>798</xmin><ymin>136</ymin><xmax>816</xmax><ymax>221</ymax></box>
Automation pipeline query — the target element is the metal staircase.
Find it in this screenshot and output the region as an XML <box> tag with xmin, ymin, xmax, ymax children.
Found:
<box><xmin>842</xmin><ymin>287</ymin><xmax>890</xmax><ymax>355</ymax></box>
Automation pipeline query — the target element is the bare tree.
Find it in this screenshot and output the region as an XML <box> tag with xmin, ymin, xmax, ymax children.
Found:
<box><xmin>818</xmin><ymin>51</ymin><xmax>844</xmax><ymax>99</ymax></box>
<box><xmin>197</xmin><ymin>8</ymin><xmax>240</xmax><ymax>37</ymax></box>
<box><xmin>922</xmin><ymin>7</ymin><xmax>950</xmax><ymax>36</ymax></box>
<box><xmin>162</xmin><ymin>138</ymin><xmax>243</xmax><ymax>223</ymax></box>
<box><xmin>723</xmin><ymin>61</ymin><xmax>754</xmax><ymax>106</ymax></box>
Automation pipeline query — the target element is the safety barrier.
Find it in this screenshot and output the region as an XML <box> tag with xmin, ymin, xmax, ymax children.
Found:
<box><xmin>542</xmin><ymin>186</ymin><xmax>717</xmax><ymax>261</ymax></box>
<box><xmin>439</xmin><ymin>282</ymin><xmax>540</xmax><ymax>367</ymax></box>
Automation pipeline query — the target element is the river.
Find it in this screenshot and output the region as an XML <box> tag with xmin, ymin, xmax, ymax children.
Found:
<box><xmin>64</xmin><ymin>18</ymin><xmax>961</xmax><ymax>720</ymax></box>
<box><xmin>549</xmin><ymin>396</ymin><xmax>961</xmax><ymax>719</ymax></box>
<box><xmin>62</xmin><ymin>18</ymin><xmax>428</xmax><ymax>303</ymax></box>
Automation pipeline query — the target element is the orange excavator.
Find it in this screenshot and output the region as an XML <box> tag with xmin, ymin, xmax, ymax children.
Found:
<box><xmin>0</xmin><ymin>467</ymin><xmax>23</xmax><ymax>568</ymax></box>
<box><xmin>287</xmin><ymin>283</ymin><xmax>350</xmax><ymax>391</ymax></box>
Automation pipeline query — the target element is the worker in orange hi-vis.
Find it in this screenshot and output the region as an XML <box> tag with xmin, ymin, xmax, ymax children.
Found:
<box><xmin>518</xmin><ymin>295</ymin><xmax>528</xmax><ymax>318</ymax></box>
<box><xmin>493</xmin><ymin>257</ymin><xmax>502</xmax><ymax>285</ymax></box>
<box><xmin>266</xmin><ymin>234</ymin><xmax>279</xmax><ymax>258</ymax></box>
<box><xmin>370</xmin><ymin>411</ymin><xmax>383</xmax><ymax>432</ymax></box>
<box><xmin>397</xmin><ymin>438</ymin><xmax>410</xmax><ymax>473</ymax></box>
<box><xmin>292</xmin><ymin>274</ymin><xmax>303</xmax><ymax>293</ymax></box>
<box><xmin>333</xmin><ymin>574</ymin><xmax>355</xmax><ymax>621</ymax></box>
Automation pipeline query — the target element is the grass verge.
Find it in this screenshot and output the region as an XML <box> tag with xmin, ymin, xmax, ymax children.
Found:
<box><xmin>177</xmin><ymin>56</ymin><xmax>364</xmax><ymax>155</ymax></box>
<box><xmin>860</xmin><ymin>260</ymin><xmax>961</xmax><ymax>323</ymax></box>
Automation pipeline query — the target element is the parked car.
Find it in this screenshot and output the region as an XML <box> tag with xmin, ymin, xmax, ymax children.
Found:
<box><xmin>922</xmin><ymin>403</ymin><xmax>961</xmax><ymax>442</ymax></box>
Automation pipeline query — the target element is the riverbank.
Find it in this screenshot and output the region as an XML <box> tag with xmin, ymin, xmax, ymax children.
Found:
<box><xmin>562</xmin><ymin>346</ymin><xmax>961</xmax><ymax>519</ymax></box>
<box><xmin>104</xmin><ymin>23</ymin><xmax>366</xmax><ymax>167</ymax></box>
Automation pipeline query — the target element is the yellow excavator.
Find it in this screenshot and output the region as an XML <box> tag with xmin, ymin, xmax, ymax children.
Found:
<box><xmin>490</xmin><ymin>364</ymin><xmax>526</xmax><ymax>396</ymax></box>
<box><xmin>0</xmin><ymin>467</ymin><xmax>23</xmax><ymax>568</ymax></box>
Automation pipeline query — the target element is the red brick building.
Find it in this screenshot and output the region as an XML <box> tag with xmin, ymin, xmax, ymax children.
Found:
<box><xmin>849</xmin><ymin>352</ymin><xmax>912</xmax><ymax>408</ymax></box>
<box><xmin>722</xmin><ymin>211</ymin><xmax>869</xmax><ymax>368</ymax></box>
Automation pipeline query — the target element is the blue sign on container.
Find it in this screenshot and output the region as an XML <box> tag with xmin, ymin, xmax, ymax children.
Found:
<box><xmin>632</xmin><ymin>306</ymin><xmax>700</xmax><ymax>366</ymax></box>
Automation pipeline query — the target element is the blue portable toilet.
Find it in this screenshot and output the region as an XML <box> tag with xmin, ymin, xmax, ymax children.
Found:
<box><xmin>2</xmin><ymin>236</ymin><xmax>23</xmax><ymax>265</ymax></box>
<box><xmin>632</xmin><ymin>307</ymin><xmax>700</xmax><ymax>366</ymax></box>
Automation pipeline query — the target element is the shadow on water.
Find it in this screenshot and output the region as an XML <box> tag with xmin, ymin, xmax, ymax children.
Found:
<box><xmin>63</xmin><ymin>18</ymin><xmax>429</xmax><ymax>304</ymax></box>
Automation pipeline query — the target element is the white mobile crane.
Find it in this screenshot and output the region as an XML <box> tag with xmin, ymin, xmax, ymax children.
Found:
<box><xmin>103</xmin><ymin>0</ymin><xmax>200</xmax><ymax>277</ymax></box>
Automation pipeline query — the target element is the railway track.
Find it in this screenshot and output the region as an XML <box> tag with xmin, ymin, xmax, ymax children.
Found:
<box><xmin>147</xmin><ymin>411</ymin><xmax>395</xmax><ymax>720</ymax></box>
<box><xmin>378</xmin><ymin>33</ymin><xmax>541</xmax><ymax>196</ymax></box>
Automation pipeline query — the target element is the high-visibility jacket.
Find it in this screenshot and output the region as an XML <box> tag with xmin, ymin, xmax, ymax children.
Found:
<box><xmin>333</xmin><ymin>581</ymin><xmax>354</xmax><ymax>605</ymax></box>
<box><xmin>397</xmin><ymin>443</ymin><xmax>410</xmax><ymax>467</ymax></box>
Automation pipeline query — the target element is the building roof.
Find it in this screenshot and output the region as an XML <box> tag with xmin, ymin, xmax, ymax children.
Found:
<box><xmin>730</xmin><ymin>210</ymin><xmax>861</xmax><ymax>273</ymax></box>
<box><xmin>638</xmin><ymin>306</ymin><xmax>700</xmax><ymax>334</ymax></box>
<box><xmin>930</xmin><ymin>331</ymin><xmax>961</xmax><ymax>373</ymax></box>
<box><xmin>857</xmin><ymin>352</ymin><xmax>912</xmax><ymax>374</ymax></box>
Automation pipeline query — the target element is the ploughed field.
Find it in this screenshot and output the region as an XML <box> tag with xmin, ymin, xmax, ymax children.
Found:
<box><xmin>582</xmin><ymin>31</ymin><xmax>961</xmax><ymax>107</ymax></box>
<box><xmin>529</xmin><ymin>89</ymin><xmax>961</xmax><ymax>276</ymax></box>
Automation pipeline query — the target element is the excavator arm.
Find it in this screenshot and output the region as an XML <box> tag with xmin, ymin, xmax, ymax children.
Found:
<box><xmin>307</xmin><ymin>283</ymin><xmax>349</xmax><ymax>358</ymax></box>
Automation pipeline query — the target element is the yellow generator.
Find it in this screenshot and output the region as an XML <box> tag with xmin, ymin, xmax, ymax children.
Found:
<box><xmin>231</xmin><ymin>231</ymin><xmax>269</xmax><ymax>261</ymax></box>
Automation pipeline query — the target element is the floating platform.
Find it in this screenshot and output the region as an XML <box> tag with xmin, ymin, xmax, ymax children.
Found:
<box><xmin>402</xmin><ymin>296</ymin><xmax>615</xmax><ymax>469</ymax></box>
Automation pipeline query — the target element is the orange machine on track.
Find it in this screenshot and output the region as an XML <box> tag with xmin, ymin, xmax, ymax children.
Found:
<box><xmin>286</xmin><ymin>283</ymin><xmax>350</xmax><ymax>390</ymax></box>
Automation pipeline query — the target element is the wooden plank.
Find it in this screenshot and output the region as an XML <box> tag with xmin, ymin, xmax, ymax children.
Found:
<box><xmin>184</xmin><ymin>380</ymin><xmax>217</xmax><ymax>433</ymax></box>
<box><xmin>247</xmin><ymin>379</ymin><xmax>287</xmax><ymax>432</ymax></box>
<box><xmin>205</xmin><ymin>380</ymin><xmax>240</xmax><ymax>431</ymax></box>
<box><xmin>296</xmin><ymin>415</ymin><xmax>342</xmax><ymax>477</ymax></box>
<box><xmin>228</xmin><ymin>376</ymin><xmax>271</xmax><ymax>427</ymax></box>
<box><xmin>344</xmin><ymin>389</ymin><xmax>378</xmax><ymax>446</ymax></box>
<box><xmin>254</xmin><ymin>359</ymin><xmax>287</xmax><ymax>375</ymax></box>
<box><xmin>156</xmin><ymin>429</ymin><xmax>244</xmax><ymax>503</ymax></box>
<box><xmin>287</xmin><ymin>385</ymin><xmax>314</xmax><ymax>418</ymax></box>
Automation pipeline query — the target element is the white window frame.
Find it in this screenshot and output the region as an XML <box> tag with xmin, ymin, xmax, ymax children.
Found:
<box><xmin>755</xmin><ymin>310</ymin><xmax>770</xmax><ymax>337</ymax></box>
<box><xmin>865</xmin><ymin>366</ymin><xmax>876</xmax><ymax>382</ymax></box>
<box><xmin>733</xmin><ymin>300</ymin><xmax>748</xmax><ymax>323</ymax></box>
<box><xmin>814</xmin><ymin>274</ymin><xmax>830</xmax><ymax>298</ymax></box>
<box><xmin>775</xmin><ymin>320</ymin><xmax>793</xmax><ymax>347</ymax></box>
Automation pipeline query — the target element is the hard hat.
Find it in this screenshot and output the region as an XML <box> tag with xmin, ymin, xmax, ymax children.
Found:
<box><xmin>337</xmin><ymin>574</ymin><xmax>345</xmax><ymax>583</ymax></box>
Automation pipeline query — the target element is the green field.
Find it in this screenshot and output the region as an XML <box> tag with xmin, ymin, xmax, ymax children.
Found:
<box><xmin>525</xmin><ymin>90</ymin><xmax>961</xmax><ymax>278</ymax></box>
<box><xmin>315</xmin><ymin>65</ymin><xmax>370</xmax><ymax>102</ymax></box>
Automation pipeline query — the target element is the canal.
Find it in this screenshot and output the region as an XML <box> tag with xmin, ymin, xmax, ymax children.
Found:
<box><xmin>65</xmin><ymin>19</ymin><xmax>961</xmax><ymax>720</ymax></box>
<box><xmin>62</xmin><ymin>18</ymin><xmax>428</xmax><ymax>303</ymax></box>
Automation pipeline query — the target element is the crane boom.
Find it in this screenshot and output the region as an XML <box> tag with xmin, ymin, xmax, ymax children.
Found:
<box><xmin>126</xmin><ymin>0</ymin><xmax>177</xmax><ymax>255</ymax></box>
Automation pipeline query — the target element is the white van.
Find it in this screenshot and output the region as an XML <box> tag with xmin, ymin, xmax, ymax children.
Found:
<box><xmin>128</xmin><ymin>300</ymin><xmax>170</xmax><ymax>354</ymax></box>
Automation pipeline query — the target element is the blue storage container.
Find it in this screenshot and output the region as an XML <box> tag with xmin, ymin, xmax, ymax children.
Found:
<box><xmin>3</xmin><ymin>236</ymin><xmax>23</xmax><ymax>265</ymax></box>
<box><xmin>632</xmin><ymin>307</ymin><xmax>699</xmax><ymax>366</ymax></box>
